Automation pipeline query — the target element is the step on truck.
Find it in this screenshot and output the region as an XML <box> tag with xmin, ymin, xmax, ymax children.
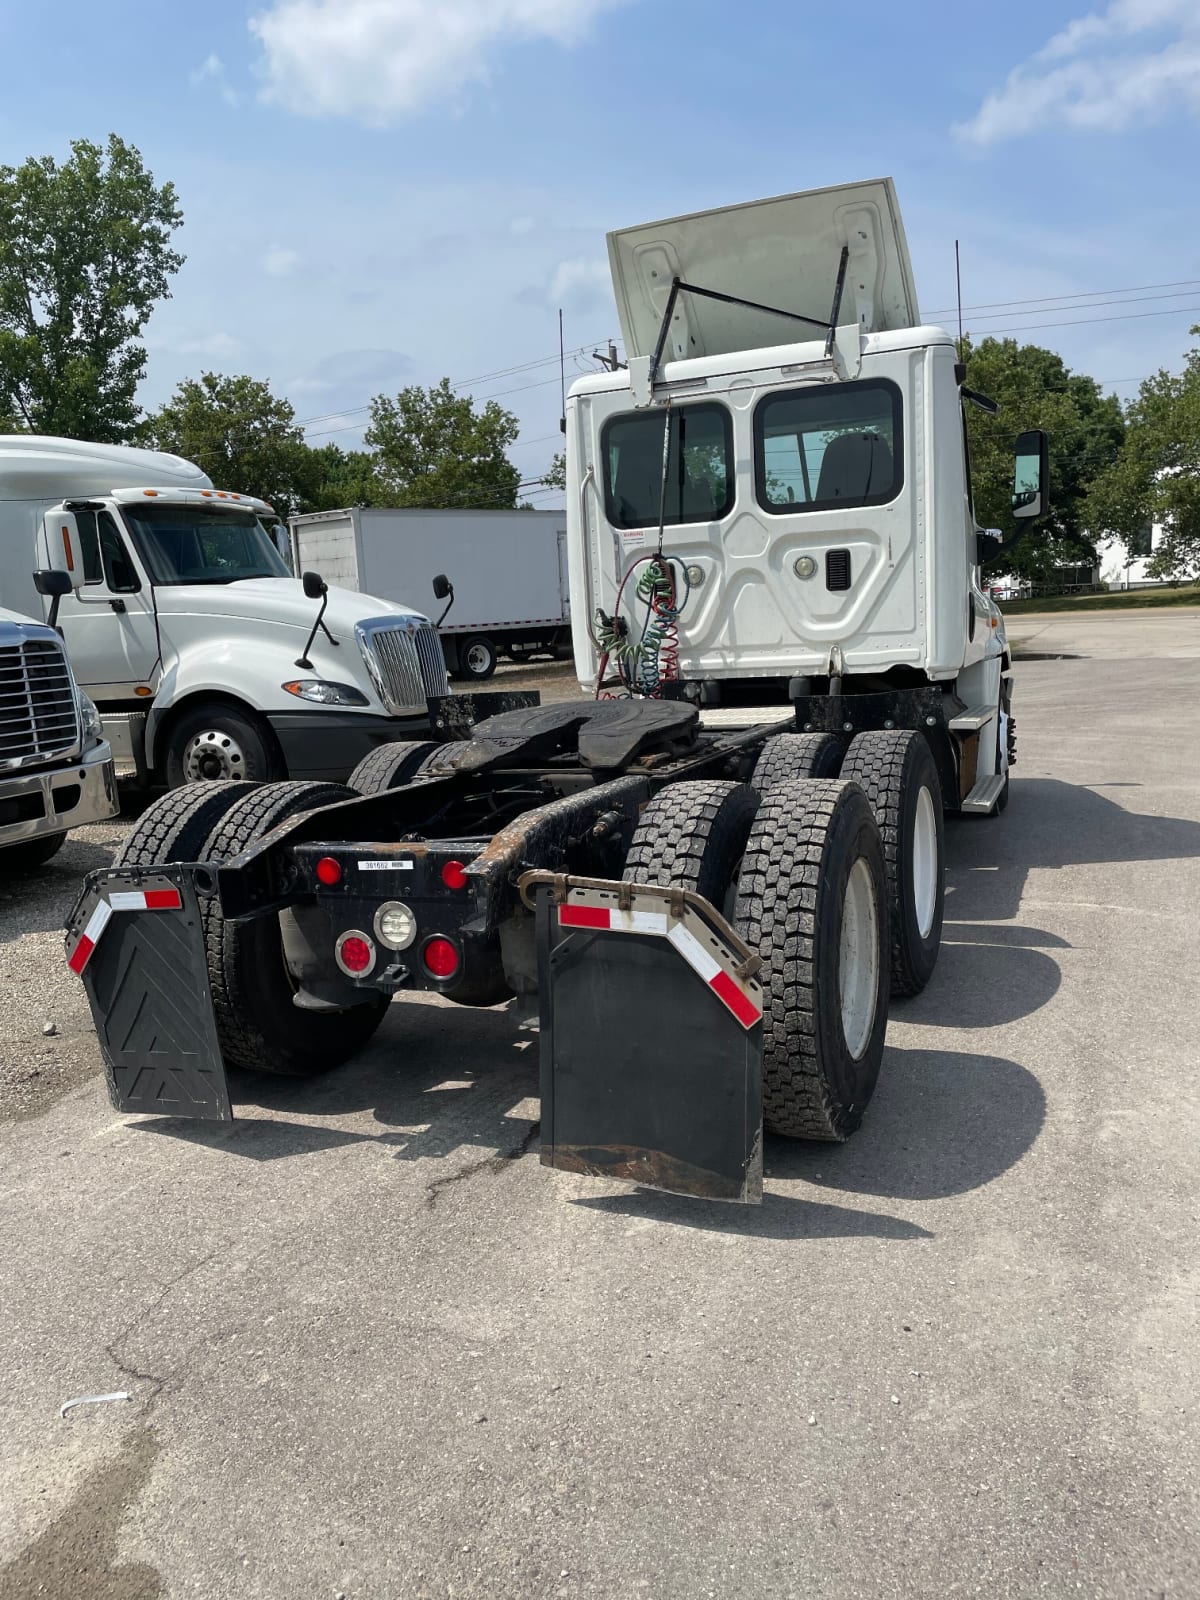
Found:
<box><xmin>65</xmin><ymin>179</ymin><xmax>1046</xmax><ymax>1204</ymax></box>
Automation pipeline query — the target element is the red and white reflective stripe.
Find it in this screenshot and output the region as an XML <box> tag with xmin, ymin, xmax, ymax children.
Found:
<box><xmin>67</xmin><ymin>887</ymin><xmax>183</xmax><ymax>976</ymax></box>
<box><xmin>557</xmin><ymin>901</ymin><xmax>762</xmax><ymax>1030</ymax></box>
<box><xmin>108</xmin><ymin>889</ymin><xmax>183</xmax><ymax>913</ymax></box>
<box><xmin>67</xmin><ymin>899</ymin><xmax>113</xmax><ymax>975</ymax></box>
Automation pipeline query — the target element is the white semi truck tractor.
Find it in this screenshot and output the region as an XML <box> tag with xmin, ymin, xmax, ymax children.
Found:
<box><xmin>0</xmin><ymin>436</ymin><xmax>461</xmax><ymax>789</ymax></box>
<box><xmin>65</xmin><ymin>179</ymin><xmax>1047</xmax><ymax>1205</ymax></box>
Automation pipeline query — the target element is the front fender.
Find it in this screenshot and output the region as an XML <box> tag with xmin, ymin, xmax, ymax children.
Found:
<box><xmin>144</xmin><ymin>633</ymin><xmax>384</xmax><ymax>768</ymax></box>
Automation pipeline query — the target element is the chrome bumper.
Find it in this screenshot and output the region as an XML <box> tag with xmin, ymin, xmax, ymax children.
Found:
<box><xmin>0</xmin><ymin>741</ymin><xmax>120</xmax><ymax>847</ymax></box>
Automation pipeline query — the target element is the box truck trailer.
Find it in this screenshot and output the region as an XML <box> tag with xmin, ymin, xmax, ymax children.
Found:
<box><xmin>288</xmin><ymin>508</ymin><xmax>571</xmax><ymax>682</ymax></box>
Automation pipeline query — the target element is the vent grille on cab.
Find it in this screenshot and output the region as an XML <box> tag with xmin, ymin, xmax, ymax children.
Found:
<box><xmin>825</xmin><ymin>550</ymin><xmax>852</xmax><ymax>591</ymax></box>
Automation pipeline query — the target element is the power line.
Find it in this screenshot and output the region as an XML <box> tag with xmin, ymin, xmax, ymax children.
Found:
<box><xmin>962</xmin><ymin>302</ymin><xmax>1200</xmax><ymax>338</ymax></box>
<box><xmin>924</xmin><ymin>276</ymin><xmax>1200</xmax><ymax>320</ymax></box>
<box><xmin>295</xmin><ymin>338</ymin><xmax>617</xmax><ymax>430</ymax></box>
<box><xmin>930</xmin><ymin>287</ymin><xmax>1200</xmax><ymax>327</ymax></box>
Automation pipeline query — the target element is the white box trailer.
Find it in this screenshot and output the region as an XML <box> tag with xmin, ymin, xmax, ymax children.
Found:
<box><xmin>288</xmin><ymin>508</ymin><xmax>571</xmax><ymax>681</ymax></box>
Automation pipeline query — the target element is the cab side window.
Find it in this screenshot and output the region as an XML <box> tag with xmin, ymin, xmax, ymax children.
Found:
<box><xmin>72</xmin><ymin>511</ymin><xmax>140</xmax><ymax>593</ymax></box>
<box><xmin>98</xmin><ymin>512</ymin><xmax>139</xmax><ymax>592</ymax></box>
<box><xmin>74</xmin><ymin>511</ymin><xmax>105</xmax><ymax>585</ymax></box>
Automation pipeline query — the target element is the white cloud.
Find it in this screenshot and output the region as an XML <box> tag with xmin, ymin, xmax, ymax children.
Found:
<box><xmin>262</xmin><ymin>246</ymin><xmax>301</xmax><ymax>277</ymax></box>
<box><xmin>176</xmin><ymin>332</ymin><xmax>243</xmax><ymax>359</ymax></box>
<box><xmin>957</xmin><ymin>0</ymin><xmax>1200</xmax><ymax>144</ymax></box>
<box><xmin>547</xmin><ymin>257</ymin><xmax>610</xmax><ymax>311</ymax></box>
<box><xmin>249</xmin><ymin>0</ymin><xmax>634</xmax><ymax>124</ymax></box>
<box><xmin>190</xmin><ymin>52</ymin><xmax>241</xmax><ymax>107</ymax></box>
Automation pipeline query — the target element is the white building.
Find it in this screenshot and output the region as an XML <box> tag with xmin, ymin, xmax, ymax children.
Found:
<box><xmin>1098</xmin><ymin>521</ymin><xmax>1163</xmax><ymax>589</ymax></box>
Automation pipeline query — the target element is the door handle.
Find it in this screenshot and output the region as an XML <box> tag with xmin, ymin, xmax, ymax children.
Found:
<box><xmin>109</xmin><ymin>598</ymin><xmax>126</xmax><ymax>613</ymax></box>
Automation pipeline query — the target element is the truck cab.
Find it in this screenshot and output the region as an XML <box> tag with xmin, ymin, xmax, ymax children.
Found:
<box><xmin>566</xmin><ymin>178</ymin><xmax>1041</xmax><ymax>813</ymax></box>
<box><xmin>0</xmin><ymin>436</ymin><xmax>452</xmax><ymax>787</ymax></box>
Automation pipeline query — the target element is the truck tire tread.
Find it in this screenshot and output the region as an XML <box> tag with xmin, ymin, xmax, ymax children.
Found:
<box><xmin>735</xmin><ymin>778</ymin><xmax>889</xmax><ymax>1140</ymax></box>
<box><xmin>623</xmin><ymin>779</ymin><xmax>759</xmax><ymax>907</ymax></box>
<box><xmin>348</xmin><ymin>740</ymin><xmax>441</xmax><ymax>797</ymax></box>
<box><xmin>839</xmin><ymin>730</ymin><xmax>944</xmax><ymax>997</ymax></box>
<box><xmin>114</xmin><ymin>781</ymin><xmax>250</xmax><ymax>869</ymax></box>
<box><xmin>752</xmin><ymin>732</ymin><xmax>845</xmax><ymax>791</ymax></box>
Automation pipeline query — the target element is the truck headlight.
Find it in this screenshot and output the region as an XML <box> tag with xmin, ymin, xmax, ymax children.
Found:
<box><xmin>78</xmin><ymin>692</ymin><xmax>103</xmax><ymax>748</ymax></box>
<box><xmin>282</xmin><ymin>679</ymin><xmax>370</xmax><ymax>707</ymax></box>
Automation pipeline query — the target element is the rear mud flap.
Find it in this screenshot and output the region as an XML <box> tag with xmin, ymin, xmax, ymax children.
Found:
<box><xmin>526</xmin><ymin>875</ymin><xmax>764</xmax><ymax>1204</ymax></box>
<box><xmin>65</xmin><ymin>867</ymin><xmax>231</xmax><ymax>1122</ymax></box>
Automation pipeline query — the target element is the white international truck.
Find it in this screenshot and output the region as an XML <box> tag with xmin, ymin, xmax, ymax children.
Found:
<box><xmin>288</xmin><ymin>507</ymin><xmax>571</xmax><ymax>681</ymax></box>
<box><xmin>65</xmin><ymin>178</ymin><xmax>1046</xmax><ymax>1206</ymax></box>
<box><xmin>0</xmin><ymin>436</ymin><xmax>457</xmax><ymax>788</ymax></box>
<box><xmin>1</xmin><ymin>581</ymin><xmax>119</xmax><ymax>872</ymax></box>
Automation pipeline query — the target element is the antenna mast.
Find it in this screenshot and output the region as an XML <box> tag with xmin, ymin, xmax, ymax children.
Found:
<box><xmin>955</xmin><ymin>239</ymin><xmax>964</xmax><ymax>361</ymax></box>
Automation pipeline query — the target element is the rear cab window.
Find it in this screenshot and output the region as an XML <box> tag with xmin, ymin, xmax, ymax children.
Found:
<box><xmin>602</xmin><ymin>404</ymin><xmax>734</xmax><ymax>529</ymax></box>
<box><xmin>754</xmin><ymin>380</ymin><xmax>903</xmax><ymax>513</ymax></box>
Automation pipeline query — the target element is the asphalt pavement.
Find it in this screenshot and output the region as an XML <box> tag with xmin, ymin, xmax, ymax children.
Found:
<box><xmin>1</xmin><ymin>611</ymin><xmax>1198</xmax><ymax>1599</ymax></box>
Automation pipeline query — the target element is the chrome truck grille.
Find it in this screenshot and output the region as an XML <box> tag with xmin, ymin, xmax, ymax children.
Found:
<box><xmin>355</xmin><ymin>618</ymin><xmax>450</xmax><ymax>716</ymax></box>
<box><xmin>0</xmin><ymin>635</ymin><xmax>81</xmax><ymax>769</ymax></box>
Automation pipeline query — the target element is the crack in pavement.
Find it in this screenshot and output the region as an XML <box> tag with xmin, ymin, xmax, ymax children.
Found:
<box><xmin>103</xmin><ymin>1249</ymin><xmax>221</xmax><ymax>1405</ymax></box>
<box><xmin>424</xmin><ymin>1120</ymin><xmax>540</xmax><ymax>1210</ymax></box>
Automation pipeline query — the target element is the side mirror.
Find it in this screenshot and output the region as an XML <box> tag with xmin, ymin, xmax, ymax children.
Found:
<box><xmin>1012</xmin><ymin>430</ymin><xmax>1050</xmax><ymax>520</ymax></box>
<box><xmin>40</xmin><ymin>510</ymin><xmax>86</xmax><ymax>589</ymax></box>
<box><xmin>33</xmin><ymin>569</ymin><xmax>72</xmax><ymax>598</ymax></box>
<box><xmin>432</xmin><ymin>573</ymin><xmax>452</xmax><ymax>601</ymax></box>
<box><xmin>302</xmin><ymin>569</ymin><xmax>327</xmax><ymax>600</ymax></box>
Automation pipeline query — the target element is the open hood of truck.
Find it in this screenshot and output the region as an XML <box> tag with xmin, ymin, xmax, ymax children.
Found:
<box><xmin>152</xmin><ymin>579</ymin><xmax>429</xmax><ymax>635</ymax></box>
<box><xmin>607</xmin><ymin>178</ymin><xmax>919</xmax><ymax>362</ymax></box>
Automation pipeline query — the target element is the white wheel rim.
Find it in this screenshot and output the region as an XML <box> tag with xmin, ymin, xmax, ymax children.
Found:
<box><xmin>912</xmin><ymin>784</ymin><xmax>938</xmax><ymax>939</ymax></box>
<box><xmin>839</xmin><ymin>857</ymin><xmax>879</xmax><ymax>1060</ymax></box>
<box><xmin>465</xmin><ymin>644</ymin><xmax>490</xmax><ymax>673</ymax></box>
<box><xmin>184</xmin><ymin>729</ymin><xmax>246</xmax><ymax>782</ymax></box>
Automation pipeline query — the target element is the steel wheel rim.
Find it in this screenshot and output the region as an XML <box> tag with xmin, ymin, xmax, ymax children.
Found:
<box><xmin>464</xmin><ymin>643</ymin><xmax>490</xmax><ymax>674</ymax></box>
<box><xmin>183</xmin><ymin>729</ymin><xmax>247</xmax><ymax>782</ymax></box>
<box><xmin>912</xmin><ymin>784</ymin><xmax>938</xmax><ymax>939</ymax></box>
<box><xmin>839</xmin><ymin>857</ymin><xmax>879</xmax><ymax>1060</ymax></box>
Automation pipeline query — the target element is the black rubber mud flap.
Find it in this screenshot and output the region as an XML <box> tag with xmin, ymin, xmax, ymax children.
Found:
<box><xmin>65</xmin><ymin>867</ymin><xmax>231</xmax><ymax>1122</ymax></box>
<box><xmin>531</xmin><ymin>878</ymin><xmax>764</xmax><ymax>1204</ymax></box>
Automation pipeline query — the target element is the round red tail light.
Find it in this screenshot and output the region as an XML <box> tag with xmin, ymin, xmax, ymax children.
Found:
<box><xmin>422</xmin><ymin>936</ymin><xmax>460</xmax><ymax>980</ymax></box>
<box><xmin>335</xmin><ymin>932</ymin><xmax>376</xmax><ymax>976</ymax></box>
<box><xmin>316</xmin><ymin>856</ymin><xmax>342</xmax><ymax>886</ymax></box>
<box><xmin>441</xmin><ymin>859</ymin><xmax>468</xmax><ymax>890</ymax></box>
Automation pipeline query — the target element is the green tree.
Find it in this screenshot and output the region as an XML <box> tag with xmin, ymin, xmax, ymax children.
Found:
<box><xmin>365</xmin><ymin>378</ymin><xmax>521</xmax><ymax>509</ymax></box>
<box><xmin>297</xmin><ymin>442</ymin><xmax>386</xmax><ymax>511</ymax></box>
<box><xmin>962</xmin><ymin>337</ymin><xmax>1125</xmax><ymax>582</ymax></box>
<box><xmin>0</xmin><ymin>135</ymin><xmax>183</xmax><ymax>441</ymax></box>
<box><xmin>1085</xmin><ymin>329</ymin><xmax>1200</xmax><ymax>581</ymax></box>
<box><xmin>144</xmin><ymin>372</ymin><xmax>312</xmax><ymax>515</ymax></box>
<box><xmin>541</xmin><ymin>450</ymin><xmax>566</xmax><ymax>491</ymax></box>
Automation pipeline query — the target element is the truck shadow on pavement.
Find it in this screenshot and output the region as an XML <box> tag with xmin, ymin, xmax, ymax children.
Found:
<box><xmin>130</xmin><ymin>773</ymin><xmax>1200</xmax><ymax>1239</ymax></box>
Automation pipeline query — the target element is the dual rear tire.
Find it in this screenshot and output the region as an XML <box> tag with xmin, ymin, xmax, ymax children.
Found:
<box><xmin>624</xmin><ymin>777</ymin><xmax>889</xmax><ymax>1141</ymax></box>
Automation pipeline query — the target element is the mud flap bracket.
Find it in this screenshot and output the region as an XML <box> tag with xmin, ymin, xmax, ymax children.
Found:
<box><xmin>65</xmin><ymin>867</ymin><xmax>231</xmax><ymax>1122</ymax></box>
<box><xmin>525</xmin><ymin>873</ymin><xmax>764</xmax><ymax>1204</ymax></box>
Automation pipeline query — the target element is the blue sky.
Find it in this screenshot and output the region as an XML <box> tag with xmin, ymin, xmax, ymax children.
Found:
<box><xmin>2</xmin><ymin>0</ymin><xmax>1198</xmax><ymax>497</ymax></box>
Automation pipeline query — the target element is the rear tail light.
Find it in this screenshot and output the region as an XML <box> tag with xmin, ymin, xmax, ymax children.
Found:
<box><xmin>441</xmin><ymin>859</ymin><xmax>468</xmax><ymax>890</ymax></box>
<box><xmin>422</xmin><ymin>936</ymin><xmax>460</xmax><ymax>980</ymax></box>
<box><xmin>316</xmin><ymin>855</ymin><xmax>342</xmax><ymax>886</ymax></box>
<box><xmin>335</xmin><ymin>931</ymin><xmax>376</xmax><ymax>976</ymax></box>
